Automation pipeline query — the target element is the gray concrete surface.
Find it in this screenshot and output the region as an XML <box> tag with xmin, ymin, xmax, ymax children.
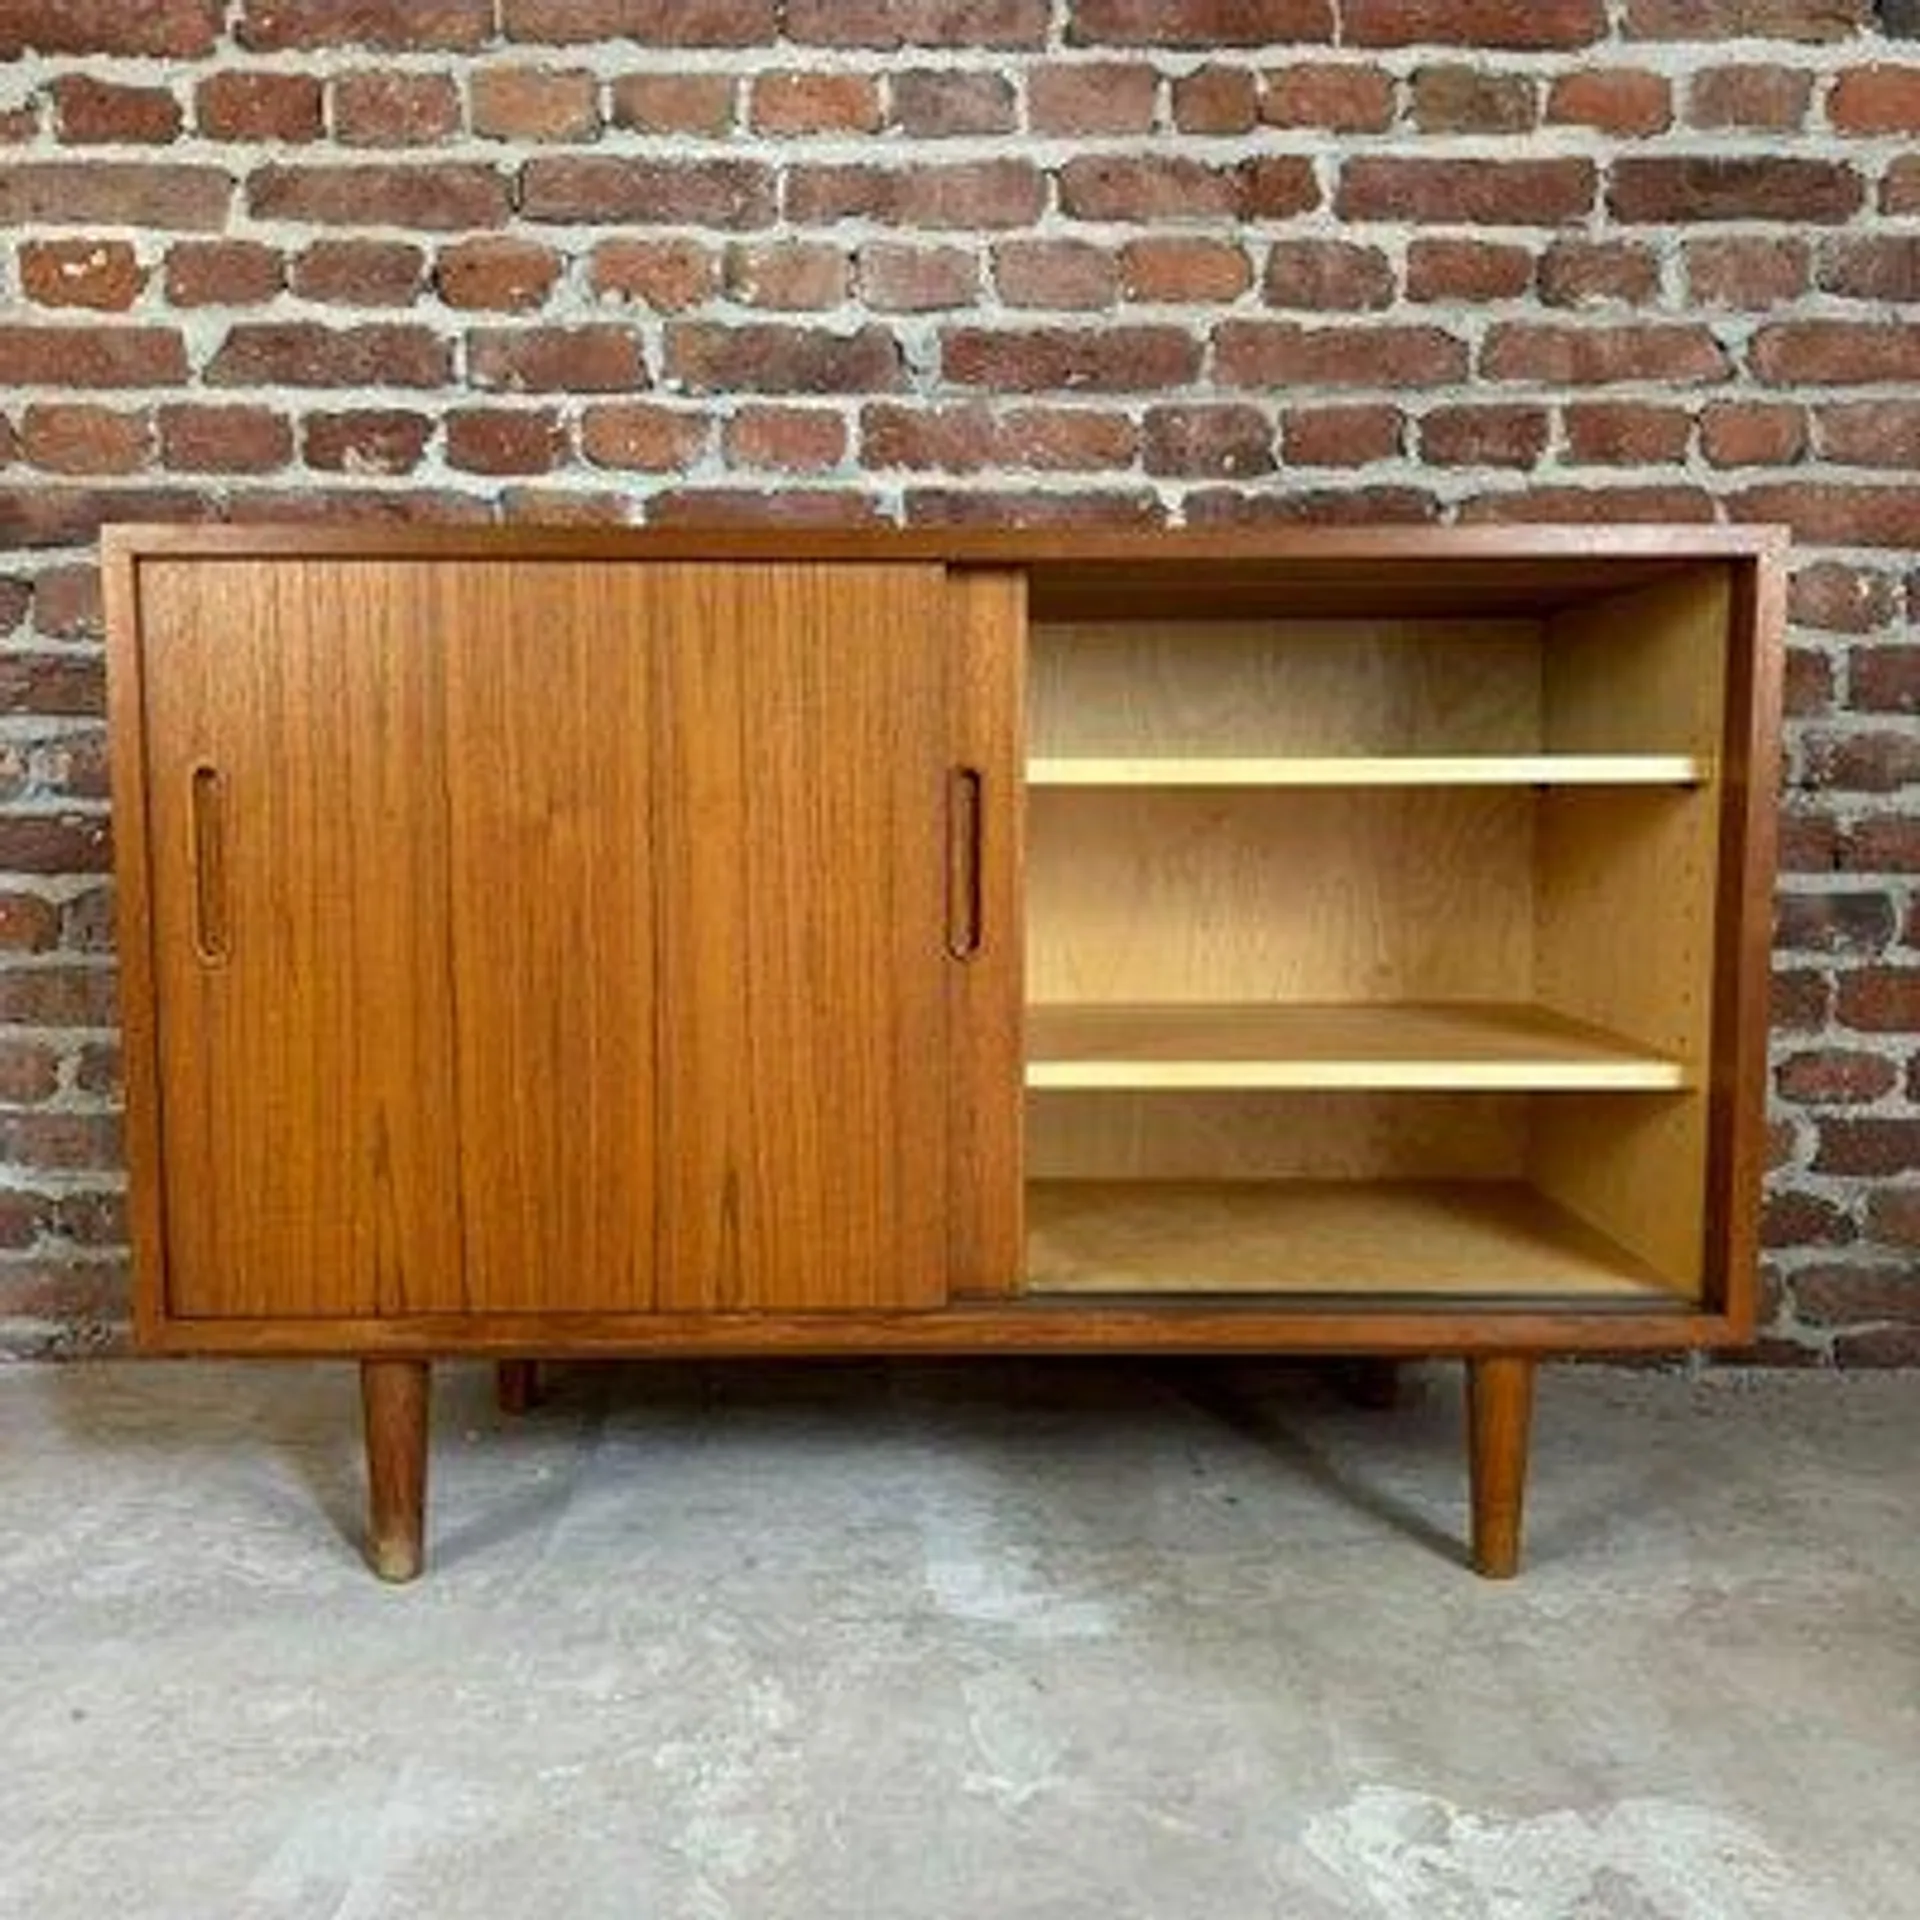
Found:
<box><xmin>1</xmin><ymin>1359</ymin><xmax>1916</xmax><ymax>1918</ymax></box>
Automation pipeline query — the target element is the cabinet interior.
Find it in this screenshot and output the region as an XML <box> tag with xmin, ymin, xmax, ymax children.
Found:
<box><xmin>1021</xmin><ymin>562</ymin><xmax>1732</xmax><ymax>1308</ymax></box>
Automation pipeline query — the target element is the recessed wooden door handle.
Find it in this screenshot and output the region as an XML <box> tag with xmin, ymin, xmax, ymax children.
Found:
<box><xmin>188</xmin><ymin>762</ymin><xmax>229</xmax><ymax>965</ymax></box>
<box><xmin>946</xmin><ymin>766</ymin><xmax>983</xmax><ymax>961</ymax></box>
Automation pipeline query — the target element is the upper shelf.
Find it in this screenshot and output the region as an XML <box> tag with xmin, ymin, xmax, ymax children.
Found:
<box><xmin>1026</xmin><ymin>1001</ymin><xmax>1689</xmax><ymax>1092</ymax></box>
<box><xmin>1026</xmin><ymin>754</ymin><xmax>1710</xmax><ymax>789</ymax></box>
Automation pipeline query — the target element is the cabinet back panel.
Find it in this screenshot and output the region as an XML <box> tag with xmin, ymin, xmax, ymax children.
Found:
<box><xmin>142</xmin><ymin>560</ymin><xmax>468</xmax><ymax>1318</ymax></box>
<box><xmin>1029</xmin><ymin>788</ymin><xmax>1536</xmax><ymax>1004</ymax></box>
<box><xmin>1031</xmin><ymin>620</ymin><xmax>1542</xmax><ymax>759</ymax></box>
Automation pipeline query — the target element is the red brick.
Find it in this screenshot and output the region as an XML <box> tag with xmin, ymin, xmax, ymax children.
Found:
<box><xmin>785</xmin><ymin>0</ymin><xmax>1046</xmax><ymax>45</ymax></box>
<box><xmin>1061</xmin><ymin>156</ymin><xmax>1316</xmax><ymax>223</ymax></box>
<box><xmin>0</xmin><ymin>1115</ymin><xmax>121</xmax><ymax>1172</ymax></box>
<box><xmin>18</xmin><ymin>241</ymin><xmax>148</xmax><ymax>312</ymax></box>
<box><xmin>196</xmin><ymin>72</ymin><xmax>322</xmax><ymax>141</ymax></box>
<box><xmin>611</xmin><ymin>73</ymin><xmax>738</xmax><ymax>135</ymax></box>
<box><xmin>589</xmin><ymin>240</ymin><xmax>716</xmax><ymax>311</ymax></box>
<box><xmin>0</xmin><ymin>0</ymin><xmax>220</xmax><ymax>56</ymax></box>
<box><xmin>725</xmin><ymin>241</ymin><xmax>850</xmax><ymax>310</ymax></box>
<box><xmin>1546</xmin><ymin>68</ymin><xmax>1671</xmax><ymax>134</ymax></box>
<box><xmin>445</xmin><ymin>408</ymin><xmax>568</xmax><ymax>475</ymax></box>
<box><xmin>857</xmin><ymin>245</ymin><xmax>980</xmax><ymax>312</ymax></box>
<box><xmin>523</xmin><ymin>156</ymin><xmax>773</xmax><ymax>227</ymax></box>
<box><xmin>30</xmin><ymin>567</ymin><xmax>102</xmax><ymax>640</ymax></box>
<box><xmin>0</xmin><ymin>163</ymin><xmax>229</xmax><ymax>230</ymax></box>
<box><xmin>892</xmin><ymin>69</ymin><xmax>1016</xmax><ymax>136</ymax></box>
<box><xmin>0</xmin><ymin>1042</ymin><xmax>60</xmax><ymax>1106</ymax></box>
<box><xmin>1261</xmin><ymin>63</ymin><xmax>1392</xmax><ymax>130</ymax></box>
<box><xmin>0</xmin><ymin>963</ymin><xmax>117</xmax><ymax>1023</ymax></box>
<box><xmin>1817</xmin><ymin>238</ymin><xmax>1920</xmax><ymax>304</ymax></box>
<box><xmin>300</xmin><ymin>410</ymin><xmax>434</xmax><ymax>473</ymax></box>
<box><xmin>994</xmin><ymin>240</ymin><xmax>1116</xmax><ymax>310</ymax></box>
<box><xmin>1689</xmin><ymin>64</ymin><xmax>1811</xmax><ymax>128</ymax></box>
<box><xmin>164</xmin><ymin>241</ymin><xmax>284</xmax><ymax>307</ymax></box>
<box><xmin>0</xmin><ymin>328</ymin><xmax>186</xmax><ymax>388</ymax></box>
<box><xmin>0</xmin><ymin>893</ymin><xmax>59</xmax><ymax>952</ymax></box>
<box><xmin>650</xmin><ymin>488</ymin><xmax>884</xmax><ymax>529</ymax></box>
<box><xmin>906</xmin><ymin>488</ymin><xmax>1162</xmax><ymax>529</ymax></box>
<box><xmin>1610</xmin><ymin>159</ymin><xmax>1862</xmax><ymax>224</ymax></box>
<box><xmin>233</xmin><ymin>491</ymin><xmax>493</xmax><ymax>529</ymax></box>
<box><xmin>787</xmin><ymin>161</ymin><xmax>1044</xmax><ymax>229</ymax></box>
<box><xmin>333</xmin><ymin>71</ymin><xmax>461</xmax><ymax>145</ymax></box>
<box><xmin>1740</xmin><ymin>482</ymin><xmax>1920</xmax><ymax>546</ymax></box>
<box><xmin>20</xmin><ymin>406</ymin><xmax>151</xmax><ymax>477</ymax></box>
<box><xmin>1884</xmin><ymin>158</ymin><xmax>1920</xmax><ymax>216</ymax></box>
<box><xmin>1406</xmin><ymin>239</ymin><xmax>1531</xmax><ymax>303</ymax></box>
<box><xmin>208</xmin><ymin>323</ymin><xmax>450</xmax><ymax>389</ymax></box>
<box><xmin>291</xmin><ymin>240</ymin><xmax>424</xmax><ymax>307</ymax></box>
<box><xmin>1753</xmin><ymin>323</ymin><xmax>1920</xmax><ymax>385</ymax></box>
<box><xmin>579</xmin><ymin>405</ymin><xmax>709</xmax><ymax>470</ymax></box>
<box><xmin>1218</xmin><ymin>322</ymin><xmax>1466</xmax><ymax>388</ymax></box>
<box><xmin>1851</xmin><ymin>646</ymin><xmax>1920</xmax><ymax>712</ymax></box>
<box><xmin>1027</xmin><ymin>62</ymin><xmax>1159</xmax><ymax>133</ymax></box>
<box><xmin>1814</xmin><ymin>1120</ymin><xmax>1920</xmax><ymax>1177</ymax></box>
<box><xmin>1624</xmin><ymin>0</ymin><xmax>1868</xmax><ymax>37</ymax></box>
<box><xmin>52</xmin><ymin>77</ymin><xmax>182</xmax><ymax>145</ymax></box>
<box><xmin>1867</xmin><ymin>1189</ymin><xmax>1920</xmax><ymax>1249</ymax></box>
<box><xmin>1830</xmin><ymin>65</ymin><xmax>1920</xmax><ymax>133</ymax></box>
<box><xmin>746</xmin><ymin>72</ymin><xmax>874</xmax><ymax>134</ymax></box>
<box><xmin>1067</xmin><ymin>0</ymin><xmax>1331</xmax><ymax>43</ymax></box>
<box><xmin>1816</xmin><ymin>403</ymin><xmax>1920</xmax><ymax>469</ymax></box>
<box><xmin>1338</xmin><ymin>158</ymin><xmax>1594</xmax><ymax>225</ymax></box>
<box><xmin>159</xmin><ymin>405</ymin><xmax>294</xmax><ymax>473</ymax></box>
<box><xmin>1187</xmin><ymin>486</ymin><xmax>1437</xmax><ymax>526</ymax></box>
<box><xmin>668</xmin><ymin>324</ymin><xmax>903</xmax><ymax>393</ymax></box>
<box><xmin>1836</xmin><ymin>966</ymin><xmax>1920</xmax><ymax>1032</ymax></box>
<box><xmin>1172</xmin><ymin>66</ymin><xmax>1259</xmax><ymax>133</ymax></box>
<box><xmin>1803</xmin><ymin>728</ymin><xmax>1920</xmax><ymax>792</ymax></box>
<box><xmin>0</xmin><ymin>486</ymin><xmax>211</xmax><ymax>547</ymax></box>
<box><xmin>1762</xmin><ymin>1189</ymin><xmax>1856</xmax><ymax>1249</ymax></box>
<box><xmin>1262</xmin><ymin>240</ymin><xmax>1393</xmax><ymax>311</ymax></box>
<box><xmin>238</xmin><ymin>0</ymin><xmax>493</xmax><ymax>49</ymax></box>
<box><xmin>1780</xmin><ymin>1048</ymin><xmax>1899</xmax><ymax>1103</ymax></box>
<box><xmin>1702</xmin><ymin>402</ymin><xmax>1805</xmax><ymax>467</ymax></box>
<box><xmin>1419</xmin><ymin>405</ymin><xmax>1548</xmax><ymax>469</ymax></box>
<box><xmin>438</xmin><ymin>238</ymin><xmax>562</xmax><ymax>312</ymax></box>
<box><xmin>1795</xmin><ymin>1261</ymin><xmax>1920</xmax><ymax>1327</ymax></box>
<box><xmin>1143</xmin><ymin>404</ymin><xmax>1273</xmax><ymax>478</ymax></box>
<box><xmin>0</xmin><ymin>814</ymin><xmax>112</xmax><ymax>873</ymax></box>
<box><xmin>1346</xmin><ymin>0</ymin><xmax>1601</xmax><ymax>42</ymax></box>
<box><xmin>1778</xmin><ymin>806</ymin><xmax>1842</xmax><ymax>873</ymax></box>
<box><xmin>865</xmin><ymin>403</ymin><xmax>1138</xmax><ymax>473</ymax></box>
<box><xmin>1844</xmin><ymin>817</ymin><xmax>1920</xmax><ymax>869</ymax></box>
<box><xmin>249</xmin><ymin>163</ymin><xmax>508</xmax><ymax>230</ymax></box>
<box><xmin>1484</xmin><ymin>324</ymin><xmax>1728</xmax><ymax>385</ymax></box>
<box><xmin>1790</xmin><ymin>563</ymin><xmax>1899</xmax><ymax>634</ymax></box>
<box><xmin>942</xmin><ymin>326</ymin><xmax>1200</xmax><ymax>392</ymax></box>
<box><xmin>1686</xmin><ymin>237</ymin><xmax>1808</xmax><ymax>309</ymax></box>
<box><xmin>0</xmin><ymin>104</ymin><xmax>38</xmax><ymax>143</ymax></box>
<box><xmin>1119</xmin><ymin>239</ymin><xmax>1250</xmax><ymax>305</ymax></box>
<box><xmin>1537</xmin><ymin>240</ymin><xmax>1659</xmax><ymax>308</ymax></box>
<box><xmin>1411</xmin><ymin>66</ymin><xmax>1537</xmax><ymax>133</ymax></box>
<box><xmin>0</xmin><ymin>654</ymin><xmax>103</xmax><ymax>715</ymax></box>
<box><xmin>0</xmin><ymin>582</ymin><xmax>26</xmax><ymax>637</ymax></box>
<box><xmin>472</xmin><ymin>66</ymin><xmax>599</xmax><ymax>141</ymax></box>
<box><xmin>724</xmin><ymin>406</ymin><xmax>846</xmax><ymax>472</ymax></box>
<box><xmin>469</xmin><ymin>326</ymin><xmax>649</xmax><ymax>393</ymax></box>
<box><xmin>1461</xmin><ymin>484</ymin><xmax>1716</xmax><ymax>525</ymax></box>
<box><xmin>503</xmin><ymin>0</ymin><xmax>775</xmax><ymax>43</ymax></box>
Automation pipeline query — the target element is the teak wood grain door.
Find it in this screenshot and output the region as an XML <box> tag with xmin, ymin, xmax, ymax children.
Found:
<box><xmin>135</xmin><ymin>556</ymin><xmax>1020</xmax><ymax>1322</ymax></box>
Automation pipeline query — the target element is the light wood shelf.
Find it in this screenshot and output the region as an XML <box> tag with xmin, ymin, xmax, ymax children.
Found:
<box><xmin>1027</xmin><ymin>754</ymin><xmax>1710</xmax><ymax>789</ymax></box>
<box><xmin>1026</xmin><ymin>1179</ymin><xmax>1685</xmax><ymax>1302</ymax></box>
<box><xmin>1025</xmin><ymin>1001</ymin><xmax>1687</xmax><ymax>1092</ymax></box>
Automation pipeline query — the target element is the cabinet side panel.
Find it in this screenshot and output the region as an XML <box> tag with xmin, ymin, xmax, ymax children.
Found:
<box><xmin>141</xmin><ymin>561</ymin><xmax>466</xmax><ymax>1318</ymax></box>
<box><xmin>651</xmin><ymin>564</ymin><xmax>954</xmax><ymax>1313</ymax></box>
<box><xmin>949</xmin><ymin>569</ymin><xmax>1026</xmax><ymax>1298</ymax></box>
<box><xmin>440</xmin><ymin>564</ymin><xmax>658</xmax><ymax>1314</ymax></box>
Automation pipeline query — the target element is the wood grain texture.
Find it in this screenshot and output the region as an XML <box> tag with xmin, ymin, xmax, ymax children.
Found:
<box><xmin>141</xmin><ymin>560</ymin><xmax>467</xmax><ymax>1319</ymax></box>
<box><xmin>362</xmin><ymin>1358</ymin><xmax>430</xmax><ymax>1583</ymax></box>
<box><xmin>1026</xmin><ymin>1181</ymin><xmax>1680</xmax><ymax>1301</ymax></box>
<box><xmin>1026</xmin><ymin>1002</ymin><xmax>1686</xmax><ymax>1092</ymax></box>
<box><xmin>1467</xmin><ymin>1355</ymin><xmax>1535</xmax><ymax>1580</ymax></box>
<box><xmin>648</xmin><ymin>563</ymin><xmax>961</xmax><ymax>1312</ymax></box>
<box><xmin>947</xmin><ymin>568</ymin><xmax>1026</xmax><ymax>1298</ymax></box>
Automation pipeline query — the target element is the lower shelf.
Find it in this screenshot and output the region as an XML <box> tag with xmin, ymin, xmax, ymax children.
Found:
<box><xmin>1026</xmin><ymin>1179</ymin><xmax>1687</xmax><ymax>1304</ymax></box>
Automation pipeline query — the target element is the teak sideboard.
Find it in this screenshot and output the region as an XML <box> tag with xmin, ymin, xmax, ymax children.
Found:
<box><xmin>103</xmin><ymin>525</ymin><xmax>1785</xmax><ymax>1583</ymax></box>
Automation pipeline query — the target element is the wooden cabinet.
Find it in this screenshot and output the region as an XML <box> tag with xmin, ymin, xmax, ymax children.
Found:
<box><xmin>106</xmin><ymin>526</ymin><xmax>1783</xmax><ymax>1583</ymax></box>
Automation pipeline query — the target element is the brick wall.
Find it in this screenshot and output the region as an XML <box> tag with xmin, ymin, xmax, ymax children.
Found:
<box><xmin>1</xmin><ymin>0</ymin><xmax>1915</xmax><ymax>1360</ymax></box>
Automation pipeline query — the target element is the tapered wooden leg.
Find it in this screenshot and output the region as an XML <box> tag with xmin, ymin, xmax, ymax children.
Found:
<box><xmin>496</xmin><ymin>1360</ymin><xmax>540</xmax><ymax>1415</ymax></box>
<box><xmin>1466</xmin><ymin>1356</ymin><xmax>1535</xmax><ymax>1580</ymax></box>
<box><xmin>361</xmin><ymin>1359</ymin><xmax>430</xmax><ymax>1584</ymax></box>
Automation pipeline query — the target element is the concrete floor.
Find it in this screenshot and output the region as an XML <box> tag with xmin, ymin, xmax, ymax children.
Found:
<box><xmin>1</xmin><ymin>1361</ymin><xmax>1916</xmax><ymax>1918</ymax></box>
